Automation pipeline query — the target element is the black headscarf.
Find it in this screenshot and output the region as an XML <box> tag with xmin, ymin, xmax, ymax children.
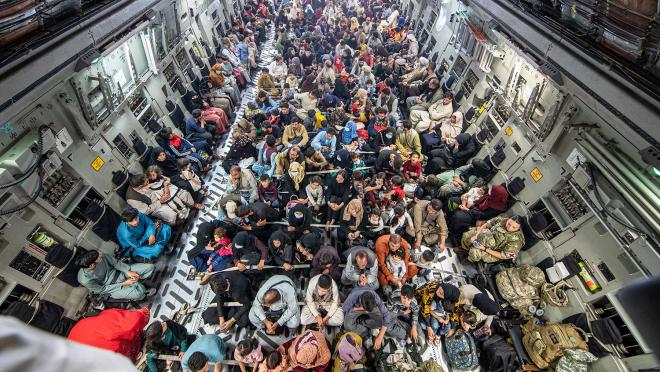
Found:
<box><xmin>440</xmin><ymin>283</ymin><xmax>460</xmax><ymax>303</ymax></box>
<box><xmin>473</xmin><ymin>293</ymin><xmax>500</xmax><ymax>316</ymax></box>
<box><xmin>268</xmin><ymin>229</ymin><xmax>291</xmax><ymax>251</ymax></box>
<box><xmin>149</xmin><ymin>147</ymin><xmax>179</xmax><ymax>177</ymax></box>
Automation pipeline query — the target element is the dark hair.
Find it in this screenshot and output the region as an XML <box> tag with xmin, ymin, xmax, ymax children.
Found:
<box><xmin>375</xmin><ymin>106</ymin><xmax>387</xmax><ymax>114</ymax></box>
<box><xmin>263</xmin><ymin>289</ymin><xmax>281</xmax><ymax>305</ymax></box>
<box><xmin>430</xmin><ymin>199</ymin><xmax>443</xmax><ymax>211</ymax></box>
<box><xmin>391</xmin><ymin>175</ymin><xmax>403</xmax><ymax>186</ymax></box>
<box><xmin>177</xmin><ymin>158</ymin><xmax>191</xmax><ymax>170</ymax></box>
<box><xmin>235</xmin><ymin>205</ymin><xmax>250</xmax><ymax>217</ymax></box>
<box><xmin>188</xmin><ymin>352</ymin><xmax>209</xmax><ymax>372</ymax></box>
<box><xmin>326</xmin><ymin>128</ymin><xmax>337</xmax><ymax>136</ymax></box>
<box><xmin>209</xmin><ymin>275</ymin><xmax>230</xmax><ymax>293</ymax></box>
<box><xmin>121</xmin><ymin>207</ymin><xmax>139</xmax><ymax>223</ymax></box>
<box><xmin>402</xmin><ymin>121</ymin><xmax>413</xmax><ymax>129</ymax></box>
<box><xmin>509</xmin><ymin>215</ymin><xmax>523</xmax><ymax>224</ymax></box>
<box><xmin>462</xmin><ymin>310</ymin><xmax>478</xmax><ymax>326</ymax></box>
<box><xmin>318</xmin><ymin>274</ymin><xmax>332</xmax><ymax>289</ymax></box>
<box><xmin>355</xmin><ymin>250</ymin><xmax>368</xmax><ymax>260</ymax></box>
<box><xmin>391</xmin><ymin>248</ymin><xmax>404</xmax><ymax>259</ymax></box>
<box><xmin>381</xmin><ymin>87</ymin><xmax>391</xmax><ymax>95</ymax></box>
<box><xmin>192</xmin><ymin>109</ymin><xmax>202</xmax><ymax>118</ymax></box>
<box><xmin>304</xmin><ymin>147</ymin><xmax>316</xmax><ymax>157</ymax></box>
<box><xmin>260</xmin><ymin>174</ymin><xmax>271</xmax><ymax>182</ymax></box>
<box><xmin>265</xmin><ymin>135</ymin><xmax>276</xmax><ymax>147</ymax></box>
<box><xmin>266</xmin><ymin>351</ymin><xmax>282</xmax><ymax>369</ymax></box>
<box><xmin>260</xmin><ymin>120</ymin><xmax>272</xmax><ymax>129</ymax></box>
<box><xmin>128</xmin><ymin>174</ymin><xmax>146</xmax><ymax>188</ymax></box>
<box><xmin>401</xmin><ymin>284</ymin><xmax>415</xmax><ymax>299</ymax></box>
<box><xmin>359</xmin><ymin>292</ymin><xmax>376</xmax><ymax>312</ymax></box>
<box><xmin>443</xmin><ymin>91</ymin><xmax>453</xmax><ymax>99</ymax></box>
<box><xmin>144</xmin><ymin>322</ymin><xmax>166</xmax><ymax>352</ymax></box>
<box><xmin>236</xmin><ymin>338</ymin><xmax>259</xmax><ymax>357</ymax></box>
<box><xmin>309</xmin><ymin>176</ymin><xmax>322</xmax><ymax>185</ymax></box>
<box><xmin>421</xmin><ymin>250</ymin><xmax>435</xmax><ymax>262</ymax></box>
<box><xmin>318</xmin><ymin>251</ymin><xmax>334</xmax><ymax>266</ymax></box>
<box><xmin>391</xmin><ymin>157</ymin><xmax>403</xmax><ymax>171</ymax></box>
<box><xmin>76</xmin><ymin>250</ymin><xmax>99</xmax><ymax>268</ymax></box>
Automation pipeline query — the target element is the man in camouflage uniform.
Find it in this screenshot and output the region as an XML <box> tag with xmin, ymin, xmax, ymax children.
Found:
<box><xmin>461</xmin><ymin>215</ymin><xmax>525</xmax><ymax>263</ymax></box>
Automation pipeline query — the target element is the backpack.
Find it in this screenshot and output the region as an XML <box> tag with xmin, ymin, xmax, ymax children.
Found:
<box><xmin>522</xmin><ymin>320</ymin><xmax>589</xmax><ymax>369</ymax></box>
<box><xmin>479</xmin><ymin>334</ymin><xmax>520</xmax><ymax>372</ymax></box>
<box><xmin>540</xmin><ymin>280</ymin><xmax>570</xmax><ymax>307</ymax></box>
<box><xmin>495</xmin><ymin>265</ymin><xmax>546</xmax><ymax>314</ymax></box>
<box><xmin>445</xmin><ymin>328</ymin><xmax>479</xmax><ymax>370</ymax></box>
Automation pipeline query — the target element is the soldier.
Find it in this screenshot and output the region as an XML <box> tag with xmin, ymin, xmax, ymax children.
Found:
<box><xmin>461</xmin><ymin>215</ymin><xmax>526</xmax><ymax>263</ymax></box>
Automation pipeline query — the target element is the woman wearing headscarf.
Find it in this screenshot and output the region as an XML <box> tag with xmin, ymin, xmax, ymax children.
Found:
<box><xmin>338</xmin><ymin>198</ymin><xmax>364</xmax><ymax>244</ymax></box>
<box><xmin>449</xmin><ymin>185</ymin><xmax>510</xmax><ymax>240</ymax></box>
<box><xmin>231</xmin><ymin>231</ymin><xmax>268</xmax><ymax>270</ymax></box>
<box><xmin>339</xmin><ymin>120</ymin><xmax>358</xmax><ymax>145</ymax></box>
<box><xmin>280</xmin><ymin>161</ymin><xmax>307</xmax><ymax>202</ymax></box>
<box><xmin>331</xmin><ymin>332</ymin><xmax>364</xmax><ymax>372</ymax></box>
<box><xmin>440</xmin><ymin>111</ymin><xmax>464</xmax><ymax>145</ymax></box>
<box><xmin>289</xmin><ymin>56</ymin><xmax>303</xmax><ymax>77</ymax></box>
<box><xmin>357</xmin><ymin>65</ymin><xmax>376</xmax><ymax>92</ymax></box>
<box><xmin>300</xmin><ymin>71</ymin><xmax>318</xmax><ymax>93</ymax></box>
<box><xmin>268</xmin><ymin>230</ymin><xmax>295</xmax><ymax>272</ymax></box>
<box><xmin>284</xmin><ymin>330</ymin><xmax>331</xmax><ymax>372</ymax></box>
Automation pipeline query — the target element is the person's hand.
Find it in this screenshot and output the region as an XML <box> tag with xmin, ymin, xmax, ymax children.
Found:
<box><xmin>236</xmin><ymin>262</ymin><xmax>247</xmax><ymax>271</ymax></box>
<box><xmin>264</xmin><ymin>200</ymin><xmax>271</xmax><ymax>206</ymax></box>
<box><xmin>438</xmin><ymin>240</ymin><xmax>445</xmax><ymax>253</ymax></box>
<box><xmin>287</xmin><ymin>226</ymin><xmax>295</xmax><ymax>232</ymax></box>
<box><xmin>283</xmin><ymin>262</ymin><xmax>293</xmax><ymax>271</ymax></box>
<box><xmin>126</xmin><ymin>271</ymin><xmax>139</xmax><ymax>279</ymax></box>
<box><xmin>256</xmin><ymin>219</ymin><xmax>267</xmax><ymax>227</ymax></box>
<box><xmin>348</xmin><ymin>232</ymin><xmax>354</xmax><ymax>240</ymax></box>
<box><xmin>411</xmin><ymin>325</ymin><xmax>418</xmax><ymax>341</ymax></box>
<box><xmin>414</xmin><ymin>240</ymin><xmax>421</xmax><ymax>250</ymax></box>
<box><xmin>160</xmin><ymin>193</ymin><xmax>169</xmax><ymax>203</ymax></box>
<box><xmin>148</xmin><ymin>235</ymin><xmax>156</xmax><ymax>245</ymax></box>
<box><xmin>416</xmin><ymin>97</ymin><xmax>423</xmax><ymax>104</ymax></box>
<box><xmin>219</xmin><ymin>318</ymin><xmax>235</xmax><ymax>333</ymax></box>
<box><xmin>205</xmin><ymin>244</ymin><xmax>215</xmax><ymax>251</ymax></box>
<box><xmin>359</xmin><ymin>273</ymin><xmax>369</xmax><ymax>286</ymax></box>
<box><xmin>459</xmin><ymin>204</ymin><xmax>469</xmax><ymax>211</ymax></box>
<box><xmin>191</xmin><ymin>147</ymin><xmax>197</xmax><ymax>153</ymax></box>
<box><xmin>257</xmin><ymin>259</ymin><xmax>265</xmax><ymax>270</ymax></box>
<box><xmin>122</xmin><ymin>278</ymin><xmax>137</xmax><ymax>286</ymax></box>
<box><xmin>470</xmin><ymin>235</ymin><xmax>478</xmax><ymax>243</ymax></box>
<box><xmin>391</xmin><ymin>278</ymin><xmax>400</xmax><ymax>287</ymax></box>
<box><xmin>322</xmin><ymin>267</ymin><xmax>330</xmax><ymax>275</ymax></box>
<box><xmin>316</xmin><ymin>315</ymin><xmax>324</xmax><ymax>329</ymax></box>
<box><xmin>373</xmin><ymin>334</ymin><xmax>384</xmax><ymax>350</ymax></box>
<box><xmin>354</xmin><ymin>231</ymin><xmax>361</xmax><ymax>238</ymax></box>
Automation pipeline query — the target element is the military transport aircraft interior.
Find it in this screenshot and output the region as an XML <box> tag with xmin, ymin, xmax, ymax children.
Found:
<box><xmin>0</xmin><ymin>0</ymin><xmax>659</xmax><ymax>371</ymax></box>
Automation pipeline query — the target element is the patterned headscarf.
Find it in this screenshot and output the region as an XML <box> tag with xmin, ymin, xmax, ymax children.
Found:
<box><xmin>288</xmin><ymin>162</ymin><xmax>305</xmax><ymax>191</ymax></box>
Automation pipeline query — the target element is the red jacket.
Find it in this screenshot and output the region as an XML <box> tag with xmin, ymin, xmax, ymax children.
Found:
<box><xmin>68</xmin><ymin>308</ymin><xmax>149</xmax><ymax>361</ymax></box>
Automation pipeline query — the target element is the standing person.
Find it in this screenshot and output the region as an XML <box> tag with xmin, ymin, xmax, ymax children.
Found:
<box><xmin>76</xmin><ymin>250</ymin><xmax>155</xmax><ymax>301</ymax></box>
<box><xmin>301</xmin><ymin>274</ymin><xmax>344</xmax><ymax>330</ymax></box>
<box><xmin>181</xmin><ymin>335</ymin><xmax>226</xmax><ymax>372</ymax></box>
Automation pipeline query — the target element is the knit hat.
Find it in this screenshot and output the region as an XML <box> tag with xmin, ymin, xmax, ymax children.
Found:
<box><xmin>226</xmin><ymin>200</ymin><xmax>238</xmax><ymax>219</ymax></box>
<box><xmin>473</xmin><ymin>293</ymin><xmax>500</xmax><ymax>315</ymax></box>
<box><xmin>439</xmin><ymin>283</ymin><xmax>460</xmax><ymax>302</ymax></box>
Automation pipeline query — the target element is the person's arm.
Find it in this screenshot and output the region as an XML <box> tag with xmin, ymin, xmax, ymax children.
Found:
<box><xmin>277</xmin><ymin>288</ymin><xmax>298</xmax><ymax>326</ymax></box>
<box><xmin>329</xmin><ymin>135</ymin><xmax>336</xmax><ymax>155</ymax></box>
<box><xmin>412</xmin><ymin>205</ymin><xmax>423</xmax><ymax>248</ymax></box>
<box><xmin>305</xmin><ymin>277</ymin><xmax>319</xmax><ymax>317</ymax></box>
<box><xmin>214</xmin><ymin>361</ymin><xmax>223</xmax><ymax>372</ymax></box>
<box><xmin>311</xmin><ymin>132</ymin><xmax>323</xmax><ymax>151</ymax></box>
<box><xmin>139</xmin><ymin>214</ymin><xmax>156</xmax><ymax>245</ymax></box>
<box><xmin>146</xmin><ymin>351</ymin><xmax>159</xmax><ymax>372</ymax></box>
<box><xmin>105</xmin><ymin>254</ymin><xmax>131</xmax><ymax>273</ymax></box>
<box><xmin>299</xmin><ymin>128</ymin><xmax>309</xmax><ymax>147</ymax></box>
<box><xmin>281</xmin><ymin>127</ymin><xmax>291</xmax><ymax>147</ymax></box>
<box><xmin>254</xmin><ymin>238</ymin><xmax>269</xmax><ymax>262</ymax></box>
<box><xmin>395</xmin><ymin>133</ymin><xmax>407</xmax><ymax>154</ymax></box>
<box><xmin>327</xmin><ymin>281</ymin><xmax>340</xmax><ymax>318</ymax></box>
<box><xmin>413</xmin><ymin>133</ymin><xmax>422</xmax><ymax>155</ymax></box>
<box><xmin>341</xmin><ymin>290</ymin><xmax>358</xmax><ymax>314</ymax></box>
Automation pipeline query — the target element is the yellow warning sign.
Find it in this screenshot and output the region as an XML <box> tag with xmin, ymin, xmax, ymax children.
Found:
<box><xmin>530</xmin><ymin>167</ymin><xmax>543</xmax><ymax>182</ymax></box>
<box><xmin>504</xmin><ymin>127</ymin><xmax>513</xmax><ymax>136</ymax></box>
<box><xmin>91</xmin><ymin>156</ymin><xmax>105</xmax><ymax>172</ymax></box>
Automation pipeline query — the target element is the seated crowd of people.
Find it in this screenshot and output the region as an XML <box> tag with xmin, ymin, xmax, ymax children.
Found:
<box><xmin>73</xmin><ymin>0</ymin><xmax>532</xmax><ymax>371</ymax></box>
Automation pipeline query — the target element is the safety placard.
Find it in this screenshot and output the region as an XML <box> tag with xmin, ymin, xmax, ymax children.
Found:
<box><xmin>91</xmin><ymin>156</ymin><xmax>105</xmax><ymax>172</ymax></box>
<box><xmin>504</xmin><ymin>127</ymin><xmax>513</xmax><ymax>136</ymax></box>
<box><xmin>530</xmin><ymin>167</ymin><xmax>543</xmax><ymax>182</ymax></box>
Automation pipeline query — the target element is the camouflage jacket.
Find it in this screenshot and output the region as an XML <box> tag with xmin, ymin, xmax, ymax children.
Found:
<box><xmin>478</xmin><ymin>217</ymin><xmax>525</xmax><ymax>259</ymax></box>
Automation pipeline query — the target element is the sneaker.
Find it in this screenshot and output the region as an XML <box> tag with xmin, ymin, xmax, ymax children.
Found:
<box><xmin>145</xmin><ymin>288</ymin><xmax>157</xmax><ymax>297</ymax></box>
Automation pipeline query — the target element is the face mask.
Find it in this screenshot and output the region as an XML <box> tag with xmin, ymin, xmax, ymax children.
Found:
<box><xmin>386</xmin><ymin>133</ymin><xmax>393</xmax><ymax>139</ymax></box>
<box><xmin>294</xmin><ymin>212</ymin><xmax>304</xmax><ymax>219</ymax></box>
<box><xmin>370</xmin><ymin>218</ymin><xmax>380</xmax><ymax>225</ymax></box>
<box><xmin>289</xmin><ymin>171</ymin><xmax>299</xmax><ymax>177</ymax></box>
<box><xmin>215</xmin><ymin>70</ymin><xmax>221</xmax><ymax>74</ymax></box>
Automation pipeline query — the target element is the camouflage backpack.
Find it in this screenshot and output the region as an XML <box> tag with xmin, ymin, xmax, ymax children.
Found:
<box><xmin>522</xmin><ymin>320</ymin><xmax>589</xmax><ymax>369</ymax></box>
<box><xmin>495</xmin><ymin>265</ymin><xmax>546</xmax><ymax>314</ymax></box>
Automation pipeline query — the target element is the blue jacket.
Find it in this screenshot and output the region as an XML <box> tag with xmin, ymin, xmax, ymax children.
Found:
<box><xmin>237</xmin><ymin>42</ymin><xmax>249</xmax><ymax>65</ymax></box>
<box><xmin>117</xmin><ymin>212</ymin><xmax>171</xmax><ymax>259</ymax></box>
<box><xmin>259</xmin><ymin>98</ymin><xmax>279</xmax><ymax>114</ymax></box>
<box><xmin>311</xmin><ymin>131</ymin><xmax>337</xmax><ymax>157</ymax></box>
<box><xmin>185</xmin><ymin>117</ymin><xmax>206</xmax><ymax>136</ymax></box>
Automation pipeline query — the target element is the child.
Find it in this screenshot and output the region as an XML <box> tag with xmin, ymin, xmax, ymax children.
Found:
<box><xmin>402</xmin><ymin>153</ymin><xmax>422</xmax><ymax>183</ymax></box>
<box><xmin>305</xmin><ymin>176</ymin><xmax>325</xmax><ymax>219</ymax></box>
<box><xmin>363</xmin><ymin>207</ymin><xmax>386</xmax><ymax>243</ymax></box>
<box><xmin>281</xmin><ymin>82</ymin><xmax>295</xmax><ymax>101</ymax></box>
<box><xmin>258</xmin><ymin>174</ymin><xmax>281</xmax><ymax>207</ymax></box>
<box><xmin>385</xmin><ymin>175</ymin><xmax>405</xmax><ymax>201</ymax></box>
<box><xmin>461</xmin><ymin>186</ymin><xmax>486</xmax><ymax>210</ymax></box>
<box><xmin>178</xmin><ymin>158</ymin><xmax>204</xmax><ymax>193</ymax></box>
<box><xmin>351</xmin><ymin>153</ymin><xmax>367</xmax><ymax>175</ymax></box>
<box><xmin>234</xmin><ymin>338</ymin><xmax>263</xmax><ymax>372</ymax></box>
<box><xmin>304</xmin><ymin>109</ymin><xmax>317</xmax><ymax>132</ymax></box>
<box><xmin>386</xmin><ymin>248</ymin><xmax>407</xmax><ymax>292</ymax></box>
<box><xmin>411</xmin><ymin>249</ymin><xmax>435</xmax><ymax>288</ymax></box>
<box><xmin>206</xmin><ymin>227</ymin><xmax>233</xmax><ymax>272</ymax></box>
